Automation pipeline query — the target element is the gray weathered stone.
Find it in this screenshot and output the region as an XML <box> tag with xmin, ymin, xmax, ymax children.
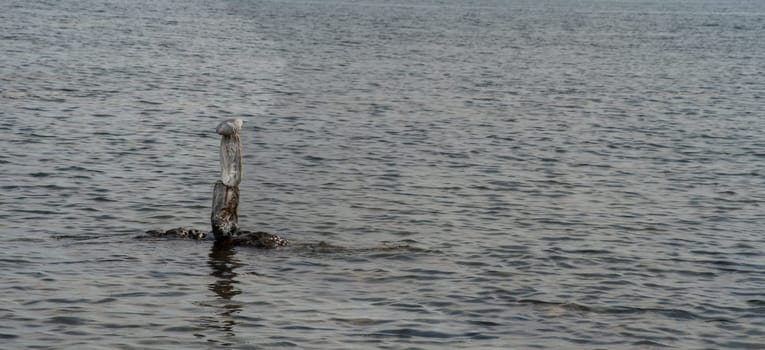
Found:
<box><xmin>211</xmin><ymin>119</ymin><xmax>243</xmax><ymax>241</ymax></box>
<box><xmin>217</xmin><ymin>119</ymin><xmax>243</xmax><ymax>187</ymax></box>
<box><xmin>211</xmin><ymin>180</ymin><xmax>239</xmax><ymax>240</ymax></box>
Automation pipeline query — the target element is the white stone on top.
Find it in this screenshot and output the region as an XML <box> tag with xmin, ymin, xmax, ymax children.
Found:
<box><xmin>216</xmin><ymin>118</ymin><xmax>243</xmax><ymax>136</ymax></box>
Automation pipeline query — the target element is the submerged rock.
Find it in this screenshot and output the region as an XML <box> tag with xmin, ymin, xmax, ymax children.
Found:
<box><xmin>141</xmin><ymin>227</ymin><xmax>287</xmax><ymax>249</ymax></box>
<box><xmin>143</xmin><ymin>227</ymin><xmax>207</xmax><ymax>240</ymax></box>
<box><xmin>218</xmin><ymin>230</ymin><xmax>289</xmax><ymax>249</ymax></box>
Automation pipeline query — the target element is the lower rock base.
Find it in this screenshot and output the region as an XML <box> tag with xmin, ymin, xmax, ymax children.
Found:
<box><xmin>141</xmin><ymin>227</ymin><xmax>288</xmax><ymax>249</ymax></box>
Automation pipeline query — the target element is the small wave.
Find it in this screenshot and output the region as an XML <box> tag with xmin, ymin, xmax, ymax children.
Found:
<box><xmin>46</xmin><ymin>316</ymin><xmax>89</xmax><ymax>325</ymax></box>
<box><xmin>137</xmin><ymin>99</ymin><xmax>162</xmax><ymax>105</ymax></box>
<box><xmin>372</xmin><ymin>328</ymin><xmax>457</xmax><ymax>339</ymax></box>
<box><xmin>517</xmin><ymin>299</ymin><xmax>705</xmax><ymax>320</ymax></box>
<box><xmin>632</xmin><ymin>340</ymin><xmax>670</xmax><ymax>347</ymax></box>
<box><xmin>330</xmin><ymin>317</ymin><xmax>393</xmax><ymax>326</ymax></box>
<box><xmin>51</xmin><ymin>234</ymin><xmax>116</xmax><ymax>242</ymax></box>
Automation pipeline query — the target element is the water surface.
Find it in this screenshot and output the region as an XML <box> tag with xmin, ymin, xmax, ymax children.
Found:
<box><xmin>1</xmin><ymin>0</ymin><xmax>764</xmax><ymax>348</ymax></box>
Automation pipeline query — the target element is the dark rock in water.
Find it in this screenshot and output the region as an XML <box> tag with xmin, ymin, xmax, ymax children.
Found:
<box><xmin>168</xmin><ymin>227</ymin><xmax>207</xmax><ymax>239</ymax></box>
<box><xmin>217</xmin><ymin>230</ymin><xmax>288</xmax><ymax>249</ymax></box>
<box><xmin>141</xmin><ymin>227</ymin><xmax>287</xmax><ymax>248</ymax></box>
<box><xmin>143</xmin><ymin>229</ymin><xmax>164</xmax><ymax>237</ymax></box>
<box><xmin>143</xmin><ymin>227</ymin><xmax>207</xmax><ymax>240</ymax></box>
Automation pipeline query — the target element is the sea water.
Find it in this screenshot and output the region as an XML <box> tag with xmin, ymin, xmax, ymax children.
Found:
<box><xmin>1</xmin><ymin>0</ymin><xmax>764</xmax><ymax>348</ymax></box>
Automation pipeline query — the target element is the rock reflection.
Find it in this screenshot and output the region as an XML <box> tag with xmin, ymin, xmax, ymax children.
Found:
<box><xmin>204</xmin><ymin>244</ymin><xmax>243</xmax><ymax>339</ymax></box>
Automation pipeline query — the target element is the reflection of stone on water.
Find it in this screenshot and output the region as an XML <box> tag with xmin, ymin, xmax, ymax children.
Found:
<box><xmin>208</xmin><ymin>245</ymin><xmax>243</xmax><ymax>300</ymax></box>
<box><xmin>197</xmin><ymin>245</ymin><xmax>243</xmax><ymax>341</ymax></box>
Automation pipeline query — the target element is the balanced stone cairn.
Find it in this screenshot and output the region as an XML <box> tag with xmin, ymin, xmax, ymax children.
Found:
<box><xmin>211</xmin><ymin>118</ymin><xmax>243</xmax><ymax>240</ymax></box>
<box><xmin>144</xmin><ymin>119</ymin><xmax>287</xmax><ymax>249</ymax></box>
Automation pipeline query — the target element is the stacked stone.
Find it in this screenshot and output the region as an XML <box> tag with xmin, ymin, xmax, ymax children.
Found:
<box><xmin>211</xmin><ymin>119</ymin><xmax>243</xmax><ymax>241</ymax></box>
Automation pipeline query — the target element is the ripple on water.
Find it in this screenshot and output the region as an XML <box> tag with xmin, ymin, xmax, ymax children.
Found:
<box><xmin>2</xmin><ymin>0</ymin><xmax>765</xmax><ymax>349</ymax></box>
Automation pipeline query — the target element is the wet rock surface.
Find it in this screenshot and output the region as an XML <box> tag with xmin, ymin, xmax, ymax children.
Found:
<box><xmin>142</xmin><ymin>227</ymin><xmax>207</xmax><ymax>240</ymax></box>
<box><xmin>140</xmin><ymin>227</ymin><xmax>288</xmax><ymax>249</ymax></box>
<box><xmin>225</xmin><ymin>230</ymin><xmax>289</xmax><ymax>249</ymax></box>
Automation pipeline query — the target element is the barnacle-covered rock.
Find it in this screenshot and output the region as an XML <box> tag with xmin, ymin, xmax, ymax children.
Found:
<box><xmin>142</xmin><ymin>227</ymin><xmax>207</xmax><ymax>240</ymax></box>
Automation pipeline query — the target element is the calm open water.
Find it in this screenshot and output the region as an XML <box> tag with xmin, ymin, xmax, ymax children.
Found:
<box><xmin>2</xmin><ymin>0</ymin><xmax>765</xmax><ymax>348</ymax></box>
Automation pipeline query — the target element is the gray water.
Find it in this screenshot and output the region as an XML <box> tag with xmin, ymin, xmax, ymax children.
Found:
<box><xmin>2</xmin><ymin>0</ymin><xmax>764</xmax><ymax>348</ymax></box>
